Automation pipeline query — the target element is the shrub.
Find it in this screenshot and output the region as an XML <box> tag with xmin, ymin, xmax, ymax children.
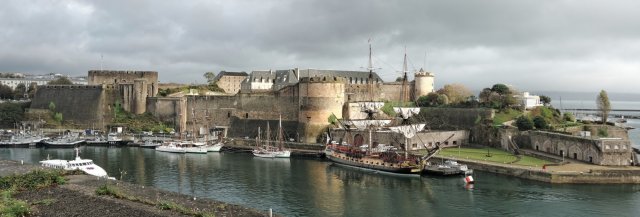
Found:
<box><xmin>533</xmin><ymin>116</ymin><xmax>548</xmax><ymax>129</ymax></box>
<box><xmin>516</xmin><ymin>116</ymin><xmax>534</xmax><ymax>131</ymax></box>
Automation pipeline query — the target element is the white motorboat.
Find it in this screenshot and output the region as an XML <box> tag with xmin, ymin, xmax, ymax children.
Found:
<box><xmin>155</xmin><ymin>142</ymin><xmax>187</xmax><ymax>153</ymax></box>
<box><xmin>40</xmin><ymin>148</ymin><xmax>114</xmax><ymax>179</ymax></box>
<box><xmin>179</xmin><ymin>141</ymin><xmax>208</xmax><ymax>154</ymax></box>
<box><xmin>140</xmin><ymin>139</ymin><xmax>163</xmax><ymax>149</ymax></box>
<box><xmin>207</xmin><ymin>142</ymin><xmax>224</xmax><ymax>152</ymax></box>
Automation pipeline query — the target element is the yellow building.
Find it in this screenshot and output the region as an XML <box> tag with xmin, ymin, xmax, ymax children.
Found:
<box><xmin>213</xmin><ymin>71</ymin><xmax>248</xmax><ymax>94</ymax></box>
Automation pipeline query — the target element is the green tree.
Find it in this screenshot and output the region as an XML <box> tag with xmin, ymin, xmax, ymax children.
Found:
<box><xmin>54</xmin><ymin>112</ymin><xmax>63</xmax><ymax>123</ymax></box>
<box><xmin>0</xmin><ymin>103</ymin><xmax>24</xmax><ymax>127</ymax></box>
<box><xmin>417</xmin><ymin>92</ymin><xmax>440</xmax><ymax>107</ymax></box>
<box><xmin>491</xmin><ymin>83</ymin><xmax>511</xmax><ymax>95</ymax></box>
<box><xmin>436</xmin><ymin>94</ymin><xmax>449</xmax><ymax>105</ymax></box>
<box><xmin>539</xmin><ymin>95</ymin><xmax>551</xmax><ymax>106</ymax></box>
<box><xmin>533</xmin><ymin>116</ymin><xmax>548</xmax><ymax>129</ymax></box>
<box><xmin>0</xmin><ymin>84</ymin><xmax>13</xmax><ymax>99</ymax></box>
<box><xmin>48</xmin><ymin>77</ymin><xmax>73</xmax><ymax>85</ymax></box>
<box><xmin>437</xmin><ymin>83</ymin><xmax>473</xmax><ymax>105</ymax></box>
<box><xmin>204</xmin><ymin>72</ymin><xmax>216</xmax><ymax>83</ymax></box>
<box><xmin>478</xmin><ymin>88</ymin><xmax>493</xmax><ymax>103</ymax></box>
<box><xmin>515</xmin><ymin>116</ymin><xmax>534</xmax><ymax>131</ymax></box>
<box><xmin>596</xmin><ymin>90</ymin><xmax>611</xmax><ymax>123</ymax></box>
<box><xmin>27</xmin><ymin>82</ymin><xmax>37</xmax><ymax>99</ymax></box>
<box><xmin>48</xmin><ymin>102</ymin><xmax>56</xmax><ymax>112</ymax></box>
<box><xmin>563</xmin><ymin>112</ymin><xmax>576</xmax><ymax>122</ymax></box>
<box><xmin>13</xmin><ymin>83</ymin><xmax>26</xmax><ymax>100</ymax></box>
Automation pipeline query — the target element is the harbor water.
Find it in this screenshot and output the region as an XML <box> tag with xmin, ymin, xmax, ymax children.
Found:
<box><xmin>2</xmin><ymin>147</ymin><xmax>640</xmax><ymax>217</ymax></box>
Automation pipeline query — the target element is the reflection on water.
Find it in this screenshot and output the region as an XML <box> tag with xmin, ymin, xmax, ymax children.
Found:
<box><xmin>1</xmin><ymin>147</ymin><xmax>640</xmax><ymax>216</ymax></box>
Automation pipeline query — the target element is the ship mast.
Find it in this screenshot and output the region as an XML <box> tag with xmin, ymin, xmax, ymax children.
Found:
<box><xmin>400</xmin><ymin>46</ymin><xmax>409</xmax><ymax>103</ymax></box>
<box><xmin>278</xmin><ymin>114</ymin><xmax>284</xmax><ymax>151</ymax></box>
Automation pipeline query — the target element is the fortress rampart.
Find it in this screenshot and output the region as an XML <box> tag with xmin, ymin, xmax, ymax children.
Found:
<box><xmin>30</xmin><ymin>85</ymin><xmax>107</xmax><ymax>127</ymax></box>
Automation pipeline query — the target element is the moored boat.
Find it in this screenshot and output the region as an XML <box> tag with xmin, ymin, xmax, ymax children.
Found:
<box><xmin>43</xmin><ymin>132</ymin><xmax>85</xmax><ymax>148</ymax></box>
<box><xmin>155</xmin><ymin>142</ymin><xmax>187</xmax><ymax>153</ymax></box>
<box><xmin>40</xmin><ymin>148</ymin><xmax>114</xmax><ymax>179</ymax></box>
<box><xmin>252</xmin><ymin>115</ymin><xmax>291</xmax><ymax>158</ymax></box>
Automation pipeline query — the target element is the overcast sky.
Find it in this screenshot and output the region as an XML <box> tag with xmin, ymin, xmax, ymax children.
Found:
<box><xmin>2</xmin><ymin>0</ymin><xmax>639</xmax><ymax>94</ymax></box>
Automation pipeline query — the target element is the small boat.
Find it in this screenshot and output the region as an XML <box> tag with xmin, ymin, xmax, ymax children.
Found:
<box><xmin>179</xmin><ymin>141</ymin><xmax>208</xmax><ymax>154</ymax></box>
<box><xmin>43</xmin><ymin>132</ymin><xmax>85</xmax><ymax>148</ymax></box>
<box><xmin>0</xmin><ymin>133</ymin><xmax>46</xmax><ymax>148</ymax></box>
<box><xmin>422</xmin><ymin>160</ymin><xmax>473</xmax><ymax>176</ymax></box>
<box><xmin>85</xmin><ymin>136</ymin><xmax>108</xmax><ymax>146</ymax></box>
<box><xmin>40</xmin><ymin>148</ymin><xmax>115</xmax><ymax>179</ymax></box>
<box><xmin>140</xmin><ymin>139</ymin><xmax>163</xmax><ymax>149</ymax></box>
<box><xmin>155</xmin><ymin>142</ymin><xmax>187</xmax><ymax>153</ymax></box>
<box><xmin>206</xmin><ymin>141</ymin><xmax>224</xmax><ymax>152</ymax></box>
<box><xmin>106</xmin><ymin>133</ymin><xmax>130</xmax><ymax>146</ymax></box>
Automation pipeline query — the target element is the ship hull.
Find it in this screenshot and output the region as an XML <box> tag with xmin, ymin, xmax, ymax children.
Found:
<box><xmin>325</xmin><ymin>151</ymin><xmax>420</xmax><ymax>174</ymax></box>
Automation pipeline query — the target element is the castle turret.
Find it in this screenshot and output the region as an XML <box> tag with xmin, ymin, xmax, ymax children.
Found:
<box><xmin>298</xmin><ymin>76</ymin><xmax>346</xmax><ymax>143</ymax></box>
<box><xmin>413</xmin><ymin>68</ymin><xmax>435</xmax><ymax>100</ymax></box>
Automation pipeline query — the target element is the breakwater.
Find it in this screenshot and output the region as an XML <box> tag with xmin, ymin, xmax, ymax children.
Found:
<box><xmin>433</xmin><ymin>156</ymin><xmax>640</xmax><ymax>184</ymax></box>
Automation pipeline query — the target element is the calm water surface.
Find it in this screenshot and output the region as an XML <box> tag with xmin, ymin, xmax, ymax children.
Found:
<box><xmin>2</xmin><ymin>147</ymin><xmax>640</xmax><ymax>217</ymax></box>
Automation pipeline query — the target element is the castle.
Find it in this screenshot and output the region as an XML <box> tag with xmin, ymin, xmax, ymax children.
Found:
<box><xmin>31</xmin><ymin>68</ymin><xmax>435</xmax><ymax>143</ymax></box>
<box><xmin>30</xmin><ymin>70</ymin><xmax>159</xmax><ymax>128</ymax></box>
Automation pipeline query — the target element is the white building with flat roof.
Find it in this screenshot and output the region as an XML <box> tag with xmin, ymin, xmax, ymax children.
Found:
<box><xmin>520</xmin><ymin>92</ymin><xmax>543</xmax><ymax>109</ymax></box>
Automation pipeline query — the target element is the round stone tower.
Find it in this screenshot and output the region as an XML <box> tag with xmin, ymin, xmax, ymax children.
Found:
<box><xmin>414</xmin><ymin>68</ymin><xmax>435</xmax><ymax>99</ymax></box>
<box><xmin>298</xmin><ymin>76</ymin><xmax>346</xmax><ymax>143</ymax></box>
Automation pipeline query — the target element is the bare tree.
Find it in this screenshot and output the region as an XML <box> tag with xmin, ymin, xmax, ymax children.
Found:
<box><xmin>596</xmin><ymin>90</ymin><xmax>611</xmax><ymax>123</ymax></box>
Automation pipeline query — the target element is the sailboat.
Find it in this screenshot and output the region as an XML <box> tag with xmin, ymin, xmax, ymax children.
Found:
<box><xmin>324</xmin><ymin>42</ymin><xmax>437</xmax><ymax>175</ymax></box>
<box><xmin>253</xmin><ymin>115</ymin><xmax>291</xmax><ymax>158</ymax></box>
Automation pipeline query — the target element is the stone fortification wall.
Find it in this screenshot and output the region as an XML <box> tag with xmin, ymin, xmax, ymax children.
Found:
<box><xmin>170</xmin><ymin>94</ymin><xmax>301</xmax><ymax>138</ymax></box>
<box><xmin>418</xmin><ymin>108</ymin><xmax>494</xmax><ymax>130</ymax></box>
<box><xmin>378</xmin><ymin>82</ymin><xmax>411</xmax><ymax>102</ymax></box>
<box><xmin>88</xmin><ymin>70</ymin><xmax>158</xmax><ymax>97</ymax></box>
<box><xmin>529</xmin><ymin>131</ymin><xmax>633</xmax><ymax>166</ymax></box>
<box><xmin>298</xmin><ymin>77</ymin><xmax>345</xmax><ymax>143</ymax></box>
<box><xmin>344</xmin><ymin>83</ymin><xmax>381</xmax><ymax>102</ymax></box>
<box><xmin>30</xmin><ymin>85</ymin><xmax>105</xmax><ymax>127</ymax></box>
<box><xmin>146</xmin><ymin>97</ymin><xmax>184</xmax><ymax>130</ymax></box>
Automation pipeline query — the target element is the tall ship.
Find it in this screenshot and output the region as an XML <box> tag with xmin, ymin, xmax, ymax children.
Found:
<box><xmin>324</xmin><ymin>43</ymin><xmax>439</xmax><ymax>175</ymax></box>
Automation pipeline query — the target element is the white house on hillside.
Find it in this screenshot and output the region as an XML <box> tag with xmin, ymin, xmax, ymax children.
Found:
<box><xmin>519</xmin><ymin>92</ymin><xmax>543</xmax><ymax>109</ymax></box>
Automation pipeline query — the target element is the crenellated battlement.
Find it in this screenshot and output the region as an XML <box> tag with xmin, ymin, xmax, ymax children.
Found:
<box><xmin>415</xmin><ymin>71</ymin><xmax>434</xmax><ymax>77</ymax></box>
<box><xmin>299</xmin><ymin>76</ymin><xmax>347</xmax><ymax>83</ymax></box>
<box><xmin>42</xmin><ymin>85</ymin><xmax>103</xmax><ymax>89</ymax></box>
<box><xmin>88</xmin><ymin>70</ymin><xmax>158</xmax><ymax>76</ymax></box>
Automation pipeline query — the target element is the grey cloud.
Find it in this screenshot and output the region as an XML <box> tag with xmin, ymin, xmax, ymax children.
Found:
<box><xmin>1</xmin><ymin>0</ymin><xmax>639</xmax><ymax>93</ymax></box>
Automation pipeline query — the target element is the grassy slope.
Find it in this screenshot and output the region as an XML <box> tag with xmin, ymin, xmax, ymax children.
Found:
<box><xmin>436</xmin><ymin>147</ymin><xmax>551</xmax><ymax>167</ymax></box>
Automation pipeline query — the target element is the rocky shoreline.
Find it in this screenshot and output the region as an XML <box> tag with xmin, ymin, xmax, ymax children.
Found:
<box><xmin>1</xmin><ymin>160</ymin><xmax>271</xmax><ymax>217</ymax></box>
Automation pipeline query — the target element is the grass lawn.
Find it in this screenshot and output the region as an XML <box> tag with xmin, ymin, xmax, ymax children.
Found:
<box><xmin>425</xmin><ymin>147</ymin><xmax>552</xmax><ymax>167</ymax></box>
<box><xmin>492</xmin><ymin>109</ymin><xmax>522</xmax><ymax>126</ymax></box>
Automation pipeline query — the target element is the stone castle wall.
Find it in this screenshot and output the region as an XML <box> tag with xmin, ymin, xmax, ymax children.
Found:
<box><xmin>529</xmin><ymin>131</ymin><xmax>633</xmax><ymax>166</ymax></box>
<box><xmin>30</xmin><ymin>85</ymin><xmax>106</xmax><ymax>127</ymax></box>
<box><xmin>298</xmin><ymin>77</ymin><xmax>345</xmax><ymax>143</ymax></box>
